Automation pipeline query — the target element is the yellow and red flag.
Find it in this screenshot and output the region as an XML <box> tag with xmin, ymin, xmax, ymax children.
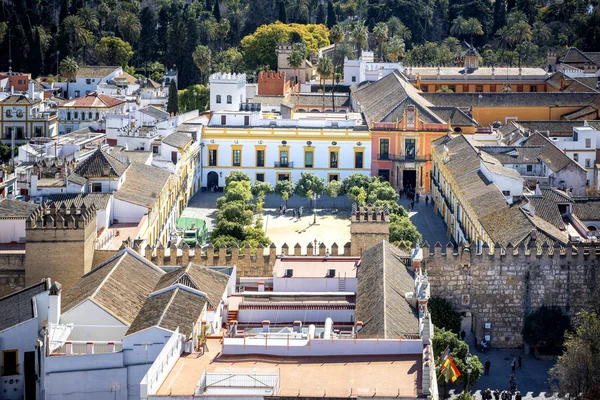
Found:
<box><xmin>441</xmin><ymin>355</ymin><xmax>461</xmax><ymax>383</ymax></box>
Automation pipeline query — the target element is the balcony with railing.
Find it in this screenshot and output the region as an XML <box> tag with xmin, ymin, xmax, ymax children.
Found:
<box><xmin>274</xmin><ymin>161</ymin><xmax>294</xmax><ymax>168</ymax></box>
<box><xmin>377</xmin><ymin>153</ymin><xmax>432</xmax><ymax>162</ymax></box>
<box><xmin>50</xmin><ymin>340</ymin><xmax>123</xmax><ymax>356</ymax></box>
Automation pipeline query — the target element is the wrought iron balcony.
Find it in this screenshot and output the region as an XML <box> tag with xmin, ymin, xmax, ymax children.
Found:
<box><xmin>377</xmin><ymin>153</ymin><xmax>431</xmax><ymax>162</ymax></box>
<box><xmin>274</xmin><ymin>161</ymin><xmax>294</xmax><ymax>168</ymax></box>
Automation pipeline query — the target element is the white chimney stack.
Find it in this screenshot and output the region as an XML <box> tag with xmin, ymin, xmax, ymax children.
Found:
<box><xmin>48</xmin><ymin>281</ymin><xmax>62</xmax><ymax>326</ymax></box>
<box><xmin>258</xmin><ymin>281</ymin><xmax>265</xmax><ymax>292</ymax></box>
<box><xmin>28</xmin><ymin>80</ymin><xmax>35</xmax><ymax>99</ymax></box>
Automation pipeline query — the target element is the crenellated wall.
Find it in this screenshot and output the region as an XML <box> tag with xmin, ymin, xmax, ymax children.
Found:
<box><xmin>423</xmin><ymin>239</ymin><xmax>600</xmax><ymax>348</ymax></box>
<box><xmin>25</xmin><ymin>203</ymin><xmax>97</xmax><ymax>292</ymax></box>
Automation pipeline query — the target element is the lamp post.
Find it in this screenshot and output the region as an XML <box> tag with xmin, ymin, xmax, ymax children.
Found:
<box><xmin>465</xmin><ymin>352</ymin><xmax>472</xmax><ymax>393</ymax></box>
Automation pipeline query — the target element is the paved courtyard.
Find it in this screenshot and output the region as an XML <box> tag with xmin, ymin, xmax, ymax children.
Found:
<box><xmin>262</xmin><ymin>209</ymin><xmax>352</xmax><ymax>250</ymax></box>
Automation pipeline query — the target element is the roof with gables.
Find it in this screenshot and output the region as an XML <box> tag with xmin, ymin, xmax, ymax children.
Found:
<box><xmin>0</xmin><ymin>279</ymin><xmax>49</xmax><ymax>332</ymax></box>
<box><xmin>59</xmin><ymin>92</ymin><xmax>126</xmax><ymax>108</ymax></box>
<box><xmin>355</xmin><ymin>241</ymin><xmax>419</xmax><ymax>338</ymax></box>
<box><xmin>161</xmin><ymin>132</ymin><xmax>192</xmax><ymax>149</ymax></box>
<box><xmin>113</xmin><ymin>163</ymin><xmax>172</xmax><ymax>208</ymax></box>
<box><xmin>76</xmin><ymin>66</ymin><xmax>121</xmax><ymax>79</ymax></box>
<box><xmin>74</xmin><ymin>148</ymin><xmax>128</xmax><ymax>178</ymax></box>
<box><xmin>0</xmin><ymin>198</ymin><xmax>41</xmax><ymax>220</ymax></box>
<box><xmin>61</xmin><ymin>249</ymin><xmax>164</xmax><ymax>325</ymax></box>
<box><xmin>524</xmin><ymin>132</ymin><xmax>585</xmax><ymax>173</ymax></box>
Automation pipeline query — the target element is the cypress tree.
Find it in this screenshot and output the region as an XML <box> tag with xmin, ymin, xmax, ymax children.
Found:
<box><xmin>29</xmin><ymin>26</ymin><xmax>44</xmax><ymax>77</ymax></box>
<box><xmin>213</xmin><ymin>0</ymin><xmax>221</xmax><ymax>21</ymax></box>
<box><xmin>326</xmin><ymin>0</ymin><xmax>336</xmax><ymax>28</ymax></box>
<box><xmin>316</xmin><ymin>3</ymin><xmax>326</xmax><ymax>25</ymax></box>
<box><xmin>167</xmin><ymin>79</ymin><xmax>179</xmax><ymax>115</ymax></box>
<box><xmin>493</xmin><ymin>0</ymin><xmax>507</xmax><ymax>34</ymax></box>
<box><xmin>59</xmin><ymin>0</ymin><xmax>70</xmax><ymax>22</ymax></box>
<box><xmin>278</xmin><ymin>0</ymin><xmax>287</xmax><ymax>23</ymax></box>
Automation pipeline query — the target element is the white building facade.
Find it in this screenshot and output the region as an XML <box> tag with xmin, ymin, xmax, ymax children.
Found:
<box><xmin>343</xmin><ymin>51</ymin><xmax>401</xmax><ymax>86</ymax></box>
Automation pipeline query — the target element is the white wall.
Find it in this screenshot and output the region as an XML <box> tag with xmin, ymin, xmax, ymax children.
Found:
<box><xmin>45</xmin><ymin>365</ymin><xmax>128</xmax><ymax>400</ymax></box>
<box><xmin>237</xmin><ymin>308</ymin><xmax>355</xmax><ymax>324</ymax></box>
<box><xmin>273</xmin><ymin>277</ymin><xmax>357</xmax><ymax>292</ymax></box>
<box><xmin>222</xmin><ymin>337</ymin><xmax>423</xmax><ymax>357</ymax></box>
<box><xmin>0</xmin><ymin>219</ymin><xmax>26</xmax><ymax>243</ymax></box>
<box><xmin>113</xmin><ymin>199</ymin><xmax>148</xmax><ymax>224</ymax></box>
<box><xmin>209</xmin><ymin>73</ymin><xmax>246</xmax><ymax>112</ymax></box>
<box><xmin>60</xmin><ymin>299</ymin><xmax>129</xmax><ymax>341</ymax></box>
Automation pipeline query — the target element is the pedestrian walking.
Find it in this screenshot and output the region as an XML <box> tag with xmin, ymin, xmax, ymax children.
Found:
<box><xmin>425</xmin><ymin>195</ymin><xmax>429</xmax><ymax>205</ymax></box>
<box><xmin>511</xmin><ymin>358</ymin><xmax>516</xmax><ymax>373</ymax></box>
<box><xmin>515</xmin><ymin>391</ymin><xmax>522</xmax><ymax>400</ymax></box>
<box><xmin>460</xmin><ymin>330</ymin><xmax>466</xmax><ymax>341</ymax></box>
<box><xmin>407</xmin><ymin>204</ymin><xmax>411</xmax><ymax>213</ymax></box>
<box><xmin>416</xmin><ymin>192</ymin><xmax>420</xmax><ymax>203</ymax></box>
<box><xmin>411</xmin><ymin>200</ymin><xmax>415</xmax><ymax>210</ymax></box>
<box><xmin>517</xmin><ymin>355</ymin><xmax>522</xmax><ymax>370</ymax></box>
<box><xmin>484</xmin><ymin>360</ymin><xmax>491</xmax><ymax>376</ymax></box>
<box><xmin>494</xmin><ymin>389</ymin><xmax>500</xmax><ymax>400</ymax></box>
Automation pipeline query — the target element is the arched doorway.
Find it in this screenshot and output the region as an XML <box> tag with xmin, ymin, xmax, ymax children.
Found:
<box><xmin>207</xmin><ymin>171</ymin><xmax>219</xmax><ymax>191</ymax></box>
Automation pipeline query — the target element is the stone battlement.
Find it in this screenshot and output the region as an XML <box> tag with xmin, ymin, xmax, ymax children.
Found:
<box><xmin>422</xmin><ymin>239</ymin><xmax>600</xmax><ymax>348</ymax></box>
<box><xmin>351</xmin><ymin>203</ymin><xmax>390</xmax><ymax>223</ymax></box>
<box><xmin>209</xmin><ymin>72</ymin><xmax>246</xmax><ymax>84</ymax></box>
<box><xmin>26</xmin><ymin>203</ymin><xmax>96</xmax><ymax>230</ymax></box>
<box><xmin>133</xmin><ymin>241</ymin><xmax>353</xmax><ymax>277</ymax></box>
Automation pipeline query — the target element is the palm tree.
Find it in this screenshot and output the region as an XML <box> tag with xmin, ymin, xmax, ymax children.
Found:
<box><xmin>193</xmin><ymin>44</ymin><xmax>212</xmax><ymax>84</ymax></box>
<box><xmin>351</xmin><ymin>23</ymin><xmax>368</xmax><ymax>56</ymax></box>
<box><xmin>287</xmin><ymin>49</ymin><xmax>304</xmax><ymax>105</ymax></box>
<box><xmin>532</xmin><ymin>21</ymin><xmax>551</xmax><ymax>46</ymax></box>
<box><xmin>507</xmin><ymin>10</ymin><xmax>527</xmax><ymax>27</ymax></box>
<box><xmin>509</xmin><ymin>20</ymin><xmax>532</xmax><ymax>45</ymax></box>
<box><xmin>329</xmin><ymin>25</ymin><xmax>344</xmax><ymax>111</ymax></box>
<box><xmin>77</xmin><ymin>8</ymin><xmax>100</xmax><ymax>33</ymax></box>
<box><xmin>62</xmin><ymin>15</ymin><xmax>93</xmax><ymax>58</ymax></box>
<box><xmin>373</xmin><ymin>22</ymin><xmax>389</xmax><ymax>61</ymax></box>
<box><xmin>463</xmin><ymin>18</ymin><xmax>484</xmax><ymax>45</ymax></box>
<box><xmin>387</xmin><ymin>16</ymin><xmax>402</xmax><ymax>37</ymax></box>
<box><xmin>59</xmin><ymin>57</ymin><xmax>79</xmax><ymax>98</ymax></box>
<box><xmin>316</xmin><ymin>57</ymin><xmax>333</xmax><ymax>109</ymax></box>
<box><xmin>386</xmin><ymin>36</ymin><xmax>405</xmax><ymax>62</ymax></box>
<box><xmin>118</xmin><ymin>12</ymin><xmax>141</xmax><ymax>43</ymax></box>
<box><xmin>443</xmin><ymin>37</ymin><xmax>461</xmax><ymax>57</ymax></box>
<box><xmin>397</xmin><ymin>24</ymin><xmax>412</xmax><ymax>43</ymax></box>
<box><xmin>450</xmin><ymin>16</ymin><xmax>466</xmax><ymax>38</ymax></box>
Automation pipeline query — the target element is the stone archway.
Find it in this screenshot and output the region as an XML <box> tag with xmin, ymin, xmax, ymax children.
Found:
<box><xmin>207</xmin><ymin>171</ymin><xmax>219</xmax><ymax>190</ymax></box>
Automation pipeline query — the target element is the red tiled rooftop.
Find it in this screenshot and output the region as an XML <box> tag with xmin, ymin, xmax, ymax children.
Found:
<box><xmin>155</xmin><ymin>339</ymin><xmax>422</xmax><ymax>398</ymax></box>
<box><xmin>59</xmin><ymin>93</ymin><xmax>125</xmax><ymax>108</ymax></box>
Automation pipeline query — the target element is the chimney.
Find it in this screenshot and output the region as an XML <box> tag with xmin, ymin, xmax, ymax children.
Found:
<box><xmin>535</xmin><ymin>181</ymin><xmax>542</xmax><ymax>196</ymax></box>
<box><xmin>258</xmin><ymin>281</ymin><xmax>265</xmax><ymax>292</ymax></box>
<box><xmin>11</xmin><ymin>86</ymin><xmax>14</xmax><ymax>95</ymax></box>
<box><xmin>28</xmin><ymin>80</ymin><xmax>35</xmax><ymax>99</ymax></box>
<box><xmin>48</xmin><ymin>281</ymin><xmax>62</xmax><ymax>326</ymax></box>
<box><xmin>262</xmin><ymin>320</ymin><xmax>270</xmax><ymax>333</ymax></box>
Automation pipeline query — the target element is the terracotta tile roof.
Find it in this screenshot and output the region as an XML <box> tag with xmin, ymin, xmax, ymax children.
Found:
<box><xmin>155</xmin><ymin>263</ymin><xmax>230</xmax><ymax>309</ymax></box>
<box><xmin>46</xmin><ymin>193</ymin><xmax>112</xmax><ymax>210</ymax></box>
<box><xmin>355</xmin><ymin>241</ymin><xmax>419</xmax><ymax>338</ymax></box>
<box><xmin>138</xmin><ymin>106</ymin><xmax>169</xmax><ymax>120</ymax></box>
<box><xmin>572</xmin><ymin>199</ymin><xmax>600</xmax><ymax>221</ymax></box>
<box><xmin>59</xmin><ymin>92</ymin><xmax>126</xmax><ymax>108</ymax></box>
<box><xmin>429</xmin><ymin>106</ymin><xmax>479</xmax><ymax>126</ymax></box>
<box><xmin>0</xmin><ymin>95</ymin><xmax>41</xmax><ymax>105</ymax></box>
<box><xmin>0</xmin><ymin>198</ymin><xmax>41</xmax><ymax>219</ymax></box>
<box><xmin>114</xmin><ymin>163</ymin><xmax>172</xmax><ymax>208</ymax></box>
<box><xmin>76</xmin><ymin>66</ymin><xmax>120</xmax><ymax>79</ymax></box>
<box><xmin>558</xmin><ymin>48</ymin><xmax>596</xmax><ymax>65</ymax></box>
<box><xmin>422</xmin><ymin>92</ymin><xmax>600</xmax><ymax>108</ymax></box>
<box><xmin>112</xmin><ymin>72</ymin><xmax>138</xmax><ymax>85</ymax></box>
<box><xmin>61</xmin><ymin>249</ymin><xmax>164</xmax><ymax>324</ymax></box>
<box><xmin>562</xmin><ymin>105</ymin><xmax>599</xmax><ymax>120</ymax></box>
<box><xmin>126</xmin><ymin>286</ymin><xmax>207</xmax><ymax>338</ymax></box>
<box><xmin>0</xmin><ymin>280</ymin><xmax>49</xmax><ymax>332</ymax></box>
<box><xmin>351</xmin><ymin>70</ymin><xmax>443</xmax><ymax>127</ymax></box>
<box><xmin>524</xmin><ymin>132</ymin><xmax>585</xmax><ymax>173</ymax></box>
<box><xmin>296</xmin><ymin>93</ymin><xmax>350</xmax><ymax>107</ymax></box>
<box><xmin>161</xmin><ymin>132</ymin><xmax>192</xmax><ymax>149</ymax></box>
<box><xmin>140</xmin><ymin>79</ymin><xmax>161</xmax><ymax>89</ymax></box>
<box><xmin>74</xmin><ymin>149</ymin><xmax>128</xmax><ymax>178</ymax></box>
<box><xmin>526</xmin><ymin>195</ymin><xmax>566</xmax><ymax>231</ymax></box>
<box><xmin>67</xmin><ymin>173</ymin><xmax>88</xmax><ymax>186</ymax></box>
<box><xmin>480</xmin><ymin>146</ymin><xmax>544</xmax><ymax>165</ymax></box>
<box><xmin>109</xmin><ymin>146</ymin><xmax>152</xmax><ymax>165</ymax></box>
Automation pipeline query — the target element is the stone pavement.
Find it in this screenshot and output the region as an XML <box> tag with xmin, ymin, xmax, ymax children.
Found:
<box><xmin>181</xmin><ymin>191</ymin><xmax>220</xmax><ymax>232</ymax></box>
<box><xmin>399</xmin><ymin>196</ymin><xmax>452</xmax><ymax>247</ymax></box>
<box><xmin>446</xmin><ymin>332</ymin><xmax>560</xmax><ymax>400</ymax></box>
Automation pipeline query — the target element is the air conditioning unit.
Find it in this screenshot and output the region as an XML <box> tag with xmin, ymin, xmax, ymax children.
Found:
<box><xmin>284</xmin><ymin>269</ymin><xmax>293</xmax><ymax>277</ymax></box>
<box><xmin>326</xmin><ymin>268</ymin><xmax>336</xmax><ymax>278</ymax></box>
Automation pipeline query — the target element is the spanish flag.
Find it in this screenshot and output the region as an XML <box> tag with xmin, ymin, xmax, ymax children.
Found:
<box><xmin>441</xmin><ymin>355</ymin><xmax>461</xmax><ymax>383</ymax></box>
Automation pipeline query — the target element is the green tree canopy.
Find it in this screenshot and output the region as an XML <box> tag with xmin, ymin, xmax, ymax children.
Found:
<box><xmin>178</xmin><ymin>84</ymin><xmax>210</xmax><ymax>113</ymax></box>
<box><xmin>251</xmin><ymin>181</ymin><xmax>274</xmax><ymax>199</ymax></box>
<box><xmin>340</xmin><ymin>173</ymin><xmax>372</xmax><ymax>195</ymax></box>
<box><xmin>166</xmin><ymin>80</ymin><xmax>179</xmax><ymax>115</ymax></box>
<box><xmin>551</xmin><ymin>311</ymin><xmax>600</xmax><ymax>398</ymax></box>
<box><xmin>295</xmin><ymin>172</ymin><xmax>326</xmax><ymax>199</ymax></box>
<box><xmin>432</xmin><ymin>329</ymin><xmax>484</xmax><ymax>389</ymax></box>
<box><xmin>225</xmin><ymin>170</ymin><xmax>251</xmax><ymax>185</ymax></box>
<box><xmin>95</xmin><ymin>36</ymin><xmax>134</xmax><ymax>67</ymax></box>
<box><xmin>240</xmin><ymin>22</ymin><xmax>329</xmax><ymax>69</ymax></box>
<box><xmin>428</xmin><ymin>296</ymin><xmax>462</xmax><ymax>334</ymax></box>
<box><xmin>523</xmin><ymin>305</ymin><xmax>571</xmax><ymax>352</ymax></box>
<box><xmin>326</xmin><ymin>179</ymin><xmax>341</xmax><ymax>207</ymax></box>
